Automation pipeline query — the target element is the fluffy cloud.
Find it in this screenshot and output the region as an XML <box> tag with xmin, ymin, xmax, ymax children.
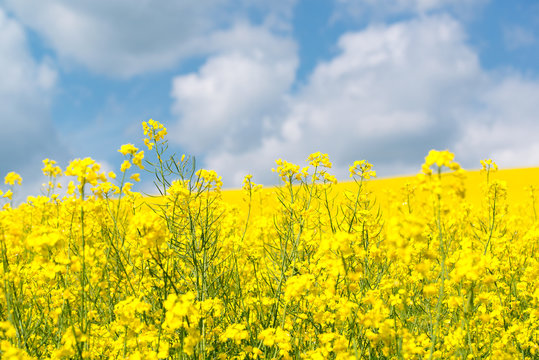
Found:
<box><xmin>454</xmin><ymin>75</ymin><xmax>539</xmax><ymax>168</ymax></box>
<box><xmin>170</xmin><ymin>24</ymin><xmax>298</xmax><ymax>154</ymax></box>
<box><xmin>6</xmin><ymin>0</ymin><xmax>536</xmax><ymax>192</ymax></box>
<box><xmin>2</xmin><ymin>0</ymin><xmax>297</xmax><ymax>78</ymax></box>
<box><xmin>0</xmin><ymin>8</ymin><xmax>65</xmax><ymax>191</ymax></box>
<box><xmin>194</xmin><ymin>16</ymin><xmax>483</xmax><ymax>185</ymax></box>
<box><xmin>178</xmin><ymin>15</ymin><xmax>539</xmax><ymax>187</ymax></box>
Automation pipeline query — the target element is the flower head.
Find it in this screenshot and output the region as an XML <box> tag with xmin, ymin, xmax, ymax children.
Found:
<box><xmin>142</xmin><ymin>119</ymin><xmax>167</xmax><ymax>150</ymax></box>
<box><xmin>349</xmin><ymin>160</ymin><xmax>376</xmax><ymax>180</ymax></box>
<box><xmin>118</xmin><ymin>143</ymin><xmax>138</xmax><ymax>156</ymax></box>
<box><xmin>4</xmin><ymin>172</ymin><xmax>22</xmax><ymax>186</ymax></box>
<box><xmin>422</xmin><ymin>150</ymin><xmax>460</xmax><ymax>174</ymax></box>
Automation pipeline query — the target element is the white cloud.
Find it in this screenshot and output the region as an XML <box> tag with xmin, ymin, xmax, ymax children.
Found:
<box><xmin>170</xmin><ymin>23</ymin><xmax>298</xmax><ymax>154</ymax></box>
<box><xmin>2</xmin><ymin>0</ymin><xmax>297</xmax><ymax>78</ymax></box>
<box><xmin>6</xmin><ymin>0</ymin><xmax>536</xmax><ymax>191</ymax></box>
<box><xmin>176</xmin><ymin>15</ymin><xmax>539</xmax><ymax>187</ymax></box>
<box><xmin>0</xmin><ymin>8</ymin><xmax>66</xmax><ymax>198</ymax></box>
<box><xmin>193</xmin><ymin>16</ymin><xmax>484</xmax><ymax>185</ymax></box>
<box><xmin>0</xmin><ymin>12</ymin><xmax>55</xmax><ymax>96</ymax></box>
<box><xmin>454</xmin><ymin>75</ymin><xmax>539</xmax><ymax>168</ymax></box>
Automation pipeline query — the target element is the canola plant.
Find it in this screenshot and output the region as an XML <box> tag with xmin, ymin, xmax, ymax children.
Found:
<box><xmin>0</xmin><ymin>119</ymin><xmax>537</xmax><ymax>359</ymax></box>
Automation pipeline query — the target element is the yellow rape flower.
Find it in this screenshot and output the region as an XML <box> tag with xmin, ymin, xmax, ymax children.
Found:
<box><xmin>480</xmin><ymin>158</ymin><xmax>498</xmax><ymax>172</ymax></box>
<box><xmin>163</xmin><ymin>292</ymin><xmax>198</xmax><ymax>331</ymax></box>
<box><xmin>0</xmin><ymin>321</ymin><xmax>16</xmax><ymax>338</ymax></box>
<box><xmin>422</xmin><ymin>149</ymin><xmax>460</xmax><ymax>174</ymax></box>
<box><xmin>349</xmin><ymin>160</ymin><xmax>376</xmax><ymax>179</ymax></box>
<box><xmin>143</xmin><ymin>137</ymin><xmax>154</xmax><ymax>150</ymax></box>
<box><xmin>42</xmin><ymin>159</ymin><xmax>62</xmax><ymax>177</ymax></box>
<box><xmin>133</xmin><ymin>150</ymin><xmax>144</xmax><ymax>169</ymax></box>
<box><xmin>122</xmin><ymin>182</ymin><xmax>133</xmax><ymax>195</ymax></box>
<box><xmin>3</xmin><ymin>189</ymin><xmax>13</xmax><ymax>200</ymax></box>
<box><xmin>142</xmin><ymin>118</ymin><xmax>167</xmax><ymax>149</ymax></box>
<box><xmin>307</xmin><ymin>152</ymin><xmax>332</xmax><ymax>168</ymax></box>
<box><xmin>118</xmin><ymin>143</ymin><xmax>138</xmax><ymax>156</ymax></box>
<box><xmin>195</xmin><ymin>169</ymin><xmax>223</xmax><ymax>191</ymax></box>
<box><xmin>272</xmin><ymin>159</ymin><xmax>305</xmax><ymax>182</ymax></box>
<box><xmin>64</xmin><ymin>157</ymin><xmax>106</xmax><ymax>187</ymax></box>
<box><xmin>242</xmin><ymin>174</ymin><xmax>262</xmax><ymax>193</ymax></box>
<box><xmin>220</xmin><ymin>323</ymin><xmax>249</xmax><ymax>345</ymax></box>
<box><xmin>4</xmin><ymin>171</ymin><xmax>22</xmax><ymax>185</ymax></box>
<box><xmin>121</xmin><ymin>160</ymin><xmax>131</xmax><ymax>172</ymax></box>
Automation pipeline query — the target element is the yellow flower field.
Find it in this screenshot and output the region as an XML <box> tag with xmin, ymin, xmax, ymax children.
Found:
<box><xmin>0</xmin><ymin>120</ymin><xmax>537</xmax><ymax>359</ymax></box>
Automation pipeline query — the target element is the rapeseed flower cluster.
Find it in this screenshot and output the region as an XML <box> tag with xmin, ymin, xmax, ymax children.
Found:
<box><xmin>0</xmin><ymin>121</ymin><xmax>537</xmax><ymax>359</ymax></box>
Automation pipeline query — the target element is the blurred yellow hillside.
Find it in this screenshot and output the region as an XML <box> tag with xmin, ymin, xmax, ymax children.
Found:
<box><xmin>221</xmin><ymin>167</ymin><xmax>539</xmax><ymax>212</ymax></box>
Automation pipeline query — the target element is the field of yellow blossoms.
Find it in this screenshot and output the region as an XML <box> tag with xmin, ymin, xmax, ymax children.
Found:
<box><xmin>0</xmin><ymin>119</ymin><xmax>537</xmax><ymax>359</ymax></box>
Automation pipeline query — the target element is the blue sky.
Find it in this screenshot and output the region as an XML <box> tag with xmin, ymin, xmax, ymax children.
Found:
<box><xmin>0</xmin><ymin>0</ymin><xmax>538</xmax><ymax>196</ymax></box>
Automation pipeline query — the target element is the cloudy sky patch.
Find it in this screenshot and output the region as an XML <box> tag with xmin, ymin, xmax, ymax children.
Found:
<box><xmin>0</xmin><ymin>0</ymin><xmax>537</xmax><ymax>195</ymax></box>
